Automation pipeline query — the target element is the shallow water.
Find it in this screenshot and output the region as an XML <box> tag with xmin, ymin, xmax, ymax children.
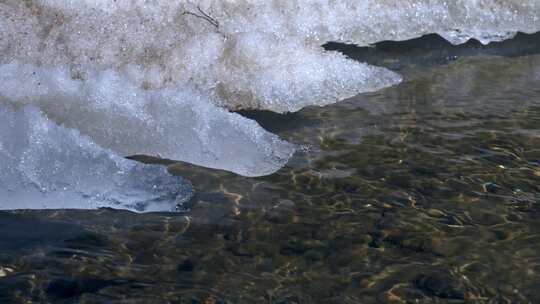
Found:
<box><xmin>1</xmin><ymin>37</ymin><xmax>540</xmax><ymax>303</ymax></box>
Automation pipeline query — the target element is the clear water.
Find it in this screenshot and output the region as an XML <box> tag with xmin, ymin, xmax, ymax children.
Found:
<box><xmin>1</xmin><ymin>35</ymin><xmax>540</xmax><ymax>303</ymax></box>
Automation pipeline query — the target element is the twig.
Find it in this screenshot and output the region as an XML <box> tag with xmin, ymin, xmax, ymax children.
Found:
<box><xmin>181</xmin><ymin>5</ymin><xmax>219</xmax><ymax>29</ymax></box>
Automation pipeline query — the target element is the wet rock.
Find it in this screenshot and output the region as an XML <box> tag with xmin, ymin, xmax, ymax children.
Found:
<box><xmin>46</xmin><ymin>279</ymin><xmax>80</xmax><ymax>299</ymax></box>
<box><xmin>255</xmin><ymin>257</ymin><xmax>276</xmax><ymax>272</ymax></box>
<box><xmin>431</xmin><ymin>236</ymin><xmax>473</xmax><ymax>257</ymax></box>
<box><xmin>413</xmin><ymin>272</ymin><xmax>464</xmax><ymax>299</ymax></box>
<box><xmin>411</xmin><ymin>166</ymin><xmax>439</xmax><ymax>177</ymax></box>
<box><xmin>226</xmin><ymin>244</ymin><xmax>253</xmax><ymax>257</ymax></box>
<box><xmin>386</xmin><ymin>174</ymin><xmax>413</xmax><ymax>188</ymax></box>
<box><xmin>265</xmin><ymin>200</ymin><xmax>296</xmax><ymax>223</ymax></box>
<box><xmin>0</xmin><ymin>266</ymin><xmax>14</xmax><ymax>277</ymax></box>
<box><xmin>64</xmin><ymin>232</ymin><xmax>109</xmax><ymax>250</ymax></box>
<box><xmin>492</xmin><ymin>229</ymin><xmax>510</xmax><ymax>240</ymax></box>
<box><xmin>247</xmin><ymin>242</ymin><xmax>279</xmax><ymax>257</ymax></box>
<box><xmin>319</xmin><ymin>169</ymin><xmax>356</xmax><ymax>179</ymax></box>
<box><xmin>280</xmin><ymin>239</ymin><xmax>309</xmax><ymax>255</ymax></box>
<box><xmin>335</xmin><ymin>179</ymin><xmax>362</xmax><ymax>193</ymax></box>
<box><xmin>426</xmin><ymin>208</ymin><xmax>445</xmax><ymax>218</ymax></box>
<box><xmin>277</xmin><ymin>199</ymin><xmax>296</xmax><ymax>209</ymax></box>
<box><xmin>0</xmin><ymin>213</ymin><xmax>87</xmax><ymax>253</ymax></box>
<box><xmin>274</xmin><ymin>295</ymin><xmax>301</xmax><ymax>304</ymax></box>
<box><xmin>470</xmin><ymin>211</ymin><xmax>505</xmax><ymax>226</ymax></box>
<box><xmin>368</xmin><ymin>232</ymin><xmax>383</xmax><ymax>248</ymax></box>
<box><xmin>482</xmin><ymin>182</ymin><xmax>502</xmax><ymax>193</ymax></box>
<box><xmin>177</xmin><ymin>259</ymin><xmax>195</xmax><ymax>272</ymax></box>
<box><xmin>384</xmin><ymin>234</ymin><xmax>433</xmax><ymax>254</ymax></box>
<box><xmin>0</xmin><ymin>275</ymin><xmax>35</xmax><ymax>302</ymax></box>
<box><xmin>304</xmin><ymin>250</ymin><xmax>325</xmax><ymax>261</ymax></box>
<box><xmin>46</xmin><ymin>278</ymin><xmax>120</xmax><ymax>299</ymax></box>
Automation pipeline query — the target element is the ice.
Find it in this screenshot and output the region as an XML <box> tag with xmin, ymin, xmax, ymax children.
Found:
<box><xmin>0</xmin><ymin>106</ymin><xmax>193</xmax><ymax>212</ymax></box>
<box><xmin>0</xmin><ymin>62</ymin><xmax>296</xmax><ymax>177</ymax></box>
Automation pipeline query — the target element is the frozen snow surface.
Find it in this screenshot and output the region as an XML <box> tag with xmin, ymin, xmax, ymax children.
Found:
<box><xmin>0</xmin><ymin>0</ymin><xmax>539</xmax><ymax>210</ymax></box>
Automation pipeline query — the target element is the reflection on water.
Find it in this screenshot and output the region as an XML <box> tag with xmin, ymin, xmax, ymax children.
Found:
<box><xmin>1</xmin><ymin>49</ymin><xmax>540</xmax><ymax>303</ymax></box>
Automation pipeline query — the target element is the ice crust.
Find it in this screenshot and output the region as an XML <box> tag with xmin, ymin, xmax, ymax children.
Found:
<box><xmin>0</xmin><ymin>106</ymin><xmax>193</xmax><ymax>212</ymax></box>
<box><xmin>0</xmin><ymin>0</ymin><xmax>539</xmax><ymax>210</ymax></box>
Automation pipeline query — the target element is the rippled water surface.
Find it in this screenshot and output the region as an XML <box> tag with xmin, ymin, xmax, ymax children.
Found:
<box><xmin>1</xmin><ymin>38</ymin><xmax>540</xmax><ymax>303</ymax></box>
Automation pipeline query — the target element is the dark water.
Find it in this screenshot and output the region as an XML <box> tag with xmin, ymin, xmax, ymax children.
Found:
<box><xmin>1</xmin><ymin>36</ymin><xmax>540</xmax><ymax>303</ymax></box>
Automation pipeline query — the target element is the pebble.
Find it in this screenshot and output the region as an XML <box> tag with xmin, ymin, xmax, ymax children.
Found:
<box><xmin>0</xmin><ymin>266</ymin><xmax>14</xmax><ymax>277</ymax></box>
<box><xmin>427</xmin><ymin>208</ymin><xmax>445</xmax><ymax>217</ymax></box>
